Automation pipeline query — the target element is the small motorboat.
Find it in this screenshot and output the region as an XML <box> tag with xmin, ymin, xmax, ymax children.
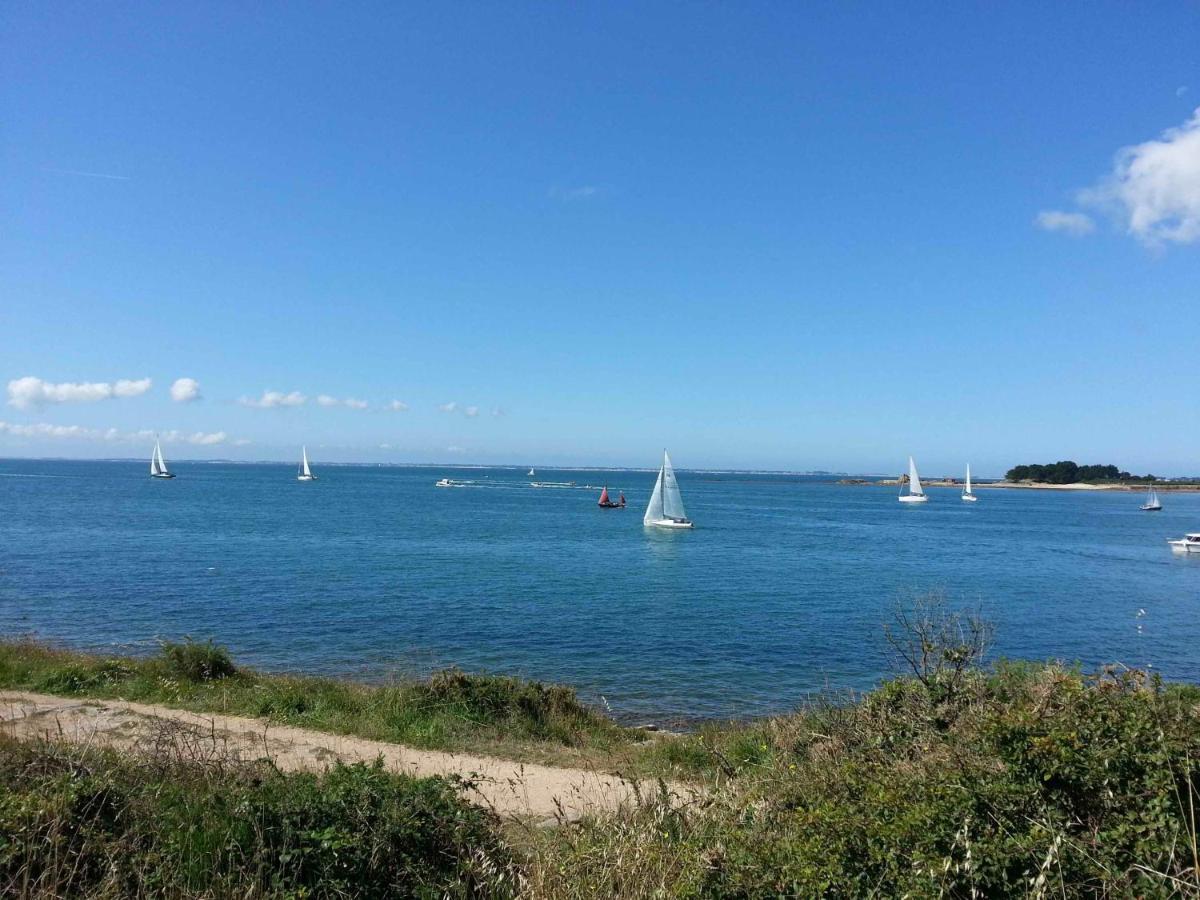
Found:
<box><xmin>1168</xmin><ymin>533</ymin><xmax>1200</xmax><ymax>553</ymax></box>
<box><xmin>435</xmin><ymin>478</ymin><xmax>462</xmax><ymax>488</ymax></box>
<box><xmin>1141</xmin><ymin>486</ymin><xmax>1163</xmax><ymax>511</ymax></box>
<box><xmin>598</xmin><ymin>486</ymin><xmax>625</xmax><ymax>508</ymax></box>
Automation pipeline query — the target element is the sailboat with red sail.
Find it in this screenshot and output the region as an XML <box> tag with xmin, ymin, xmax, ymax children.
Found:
<box><xmin>598</xmin><ymin>485</ymin><xmax>625</xmax><ymax>508</ymax></box>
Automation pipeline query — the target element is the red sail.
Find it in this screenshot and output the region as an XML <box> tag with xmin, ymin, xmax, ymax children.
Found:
<box><xmin>598</xmin><ymin>486</ymin><xmax>610</xmax><ymax>505</ymax></box>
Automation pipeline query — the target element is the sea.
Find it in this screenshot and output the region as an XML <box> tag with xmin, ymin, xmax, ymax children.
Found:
<box><xmin>2</xmin><ymin>459</ymin><xmax>1198</xmax><ymax>723</ymax></box>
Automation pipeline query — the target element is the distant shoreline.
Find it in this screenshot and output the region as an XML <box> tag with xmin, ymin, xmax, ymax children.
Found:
<box><xmin>842</xmin><ymin>478</ymin><xmax>1200</xmax><ymax>493</ymax></box>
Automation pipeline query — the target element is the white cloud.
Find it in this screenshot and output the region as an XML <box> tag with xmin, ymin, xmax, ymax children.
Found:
<box><xmin>438</xmin><ymin>402</ymin><xmax>458</xmax><ymax>413</ymax></box>
<box><xmin>1035</xmin><ymin>210</ymin><xmax>1095</xmax><ymax>236</ymax></box>
<box><xmin>387</xmin><ymin>400</ymin><xmax>409</xmax><ymax>412</ymax></box>
<box><xmin>0</xmin><ymin>421</ymin><xmax>231</xmax><ymax>446</ymax></box>
<box><xmin>1077</xmin><ymin>107</ymin><xmax>1200</xmax><ymax>245</ymax></box>
<box><xmin>318</xmin><ymin>394</ymin><xmax>369</xmax><ymax>409</ymax></box>
<box><xmin>7</xmin><ymin>376</ymin><xmax>152</xmax><ymax>410</ymax></box>
<box><xmin>239</xmin><ymin>390</ymin><xmax>307</xmax><ymax>409</ymax></box>
<box><xmin>170</xmin><ymin>377</ymin><xmax>201</xmax><ymax>403</ymax></box>
<box><xmin>464</xmin><ymin>405</ymin><xmax>480</xmax><ymax>418</ymax></box>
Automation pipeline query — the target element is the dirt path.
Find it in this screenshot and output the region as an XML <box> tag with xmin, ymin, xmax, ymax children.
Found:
<box><xmin>0</xmin><ymin>691</ymin><xmax>688</xmax><ymax>821</ymax></box>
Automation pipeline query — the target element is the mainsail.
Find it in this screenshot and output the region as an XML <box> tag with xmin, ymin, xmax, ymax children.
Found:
<box><xmin>300</xmin><ymin>446</ymin><xmax>312</xmax><ymax>478</ymax></box>
<box><xmin>965</xmin><ymin>464</ymin><xmax>972</xmax><ymax>495</ymax></box>
<box><xmin>661</xmin><ymin>451</ymin><xmax>687</xmax><ymax>520</ymax></box>
<box><xmin>908</xmin><ymin>457</ymin><xmax>924</xmax><ymax>496</ymax></box>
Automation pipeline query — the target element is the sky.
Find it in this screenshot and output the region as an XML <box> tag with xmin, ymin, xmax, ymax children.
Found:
<box><xmin>1</xmin><ymin>2</ymin><xmax>1198</xmax><ymax>475</ymax></box>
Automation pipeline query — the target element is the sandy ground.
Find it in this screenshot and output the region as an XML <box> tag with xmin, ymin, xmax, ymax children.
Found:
<box><xmin>0</xmin><ymin>691</ymin><xmax>692</xmax><ymax>822</ymax></box>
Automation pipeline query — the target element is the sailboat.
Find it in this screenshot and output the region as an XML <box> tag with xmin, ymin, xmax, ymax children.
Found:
<box><xmin>598</xmin><ymin>485</ymin><xmax>625</xmax><ymax>508</ymax></box>
<box><xmin>150</xmin><ymin>438</ymin><xmax>175</xmax><ymax>479</ymax></box>
<box><xmin>528</xmin><ymin>468</ymin><xmax>535</xmax><ymax>477</ymax></box>
<box><xmin>644</xmin><ymin>450</ymin><xmax>693</xmax><ymax>528</ymax></box>
<box><xmin>961</xmin><ymin>464</ymin><xmax>978</xmax><ymax>502</ymax></box>
<box><xmin>1141</xmin><ymin>484</ymin><xmax>1162</xmax><ymax>511</ymax></box>
<box><xmin>297</xmin><ymin>446</ymin><xmax>317</xmax><ymax>482</ymax></box>
<box><xmin>898</xmin><ymin>456</ymin><xmax>927</xmax><ymax>503</ymax></box>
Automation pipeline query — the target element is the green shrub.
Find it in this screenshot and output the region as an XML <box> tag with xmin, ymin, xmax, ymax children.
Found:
<box><xmin>0</xmin><ymin>738</ymin><xmax>517</xmax><ymax>898</ymax></box>
<box><xmin>158</xmin><ymin>638</ymin><xmax>237</xmax><ymax>682</ymax></box>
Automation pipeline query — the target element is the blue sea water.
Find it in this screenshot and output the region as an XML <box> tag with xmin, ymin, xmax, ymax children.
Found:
<box><xmin>2</xmin><ymin>458</ymin><xmax>1198</xmax><ymax>722</ymax></box>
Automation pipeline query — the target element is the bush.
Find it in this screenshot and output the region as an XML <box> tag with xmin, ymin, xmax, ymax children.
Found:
<box><xmin>0</xmin><ymin>737</ymin><xmax>518</xmax><ymax>899</ymax></box>
<box><xmin>159</xmin><ymin>638</ymin><xmax>237</xmax><ymax>682</ymax></box>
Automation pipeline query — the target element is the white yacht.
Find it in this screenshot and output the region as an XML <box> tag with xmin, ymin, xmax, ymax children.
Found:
<box><xmin>297</xmin><ymin>446</ymin><xmax>317</xmax><ymax>481</ymax></box>
<box><xmin>435</xmin><ymin>478</ymin><xmax>458</xmax><ymax>488</ymax></box>
<box><xmin>644</xmin><ymin>450</ymin><xmax>693</xmax><ymax>528</ymax></box>
<box><xmin>898</xmin><ymin>456</ymin><xmax>928</xmax><ymax>503</ymax></box>
<box><xmin>1168</xmin><ymin>533</ymin><xmax>1200</xmax><ymax>553</ymax></box>
<box><xmin>1141</xmin><ymin>486</ymin><xmax>1162</xmax><ymax>511</ymax></box>
<box><xmin>150</xmin><ymin>439</ymin><xmax>175</xmax><ymax>479</ymax></box>
<box><xmin>961</xmin><ymin>464</ymin><xmax>978</xmax><ymax>502</ymax></box>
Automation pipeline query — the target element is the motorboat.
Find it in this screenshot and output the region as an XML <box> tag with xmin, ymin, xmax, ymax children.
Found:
<box><xmin>1168</xmin><ymin>534</ymin><xmax>1200</xmax><ymax>553</ymax></box>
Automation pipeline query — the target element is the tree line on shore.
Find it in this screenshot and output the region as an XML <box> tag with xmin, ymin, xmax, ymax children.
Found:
<box><xmin>1005</xmin><ymin>460</ymin><xmax>1157</xmax><ymax>484</ymax></box>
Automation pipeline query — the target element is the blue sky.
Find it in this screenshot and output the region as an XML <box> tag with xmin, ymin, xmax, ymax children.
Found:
<box><xmin>2</xmin><ymin>2</ymin><xmax>1198</xmax><ymax>474</ymax></box>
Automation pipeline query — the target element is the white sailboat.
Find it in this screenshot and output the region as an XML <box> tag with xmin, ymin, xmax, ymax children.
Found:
<box><xmin>1141</xmin><ymin>484</ymin><xmax>1162</xmax><ymax>511</ymax></box>
<box><xmin>644</xmin><ymin>450</ymin><xmax>694</xmax><ymax>528</ymax></box>
<box><xmin>898</xmin><ymin>456</ymin><xmax>927</xmax><ymax>503</ymax></box>
<box><xmin>528</xmin><ymin>468</ymin><xmax>535</xmax><ymax>477</ymax></box>
<box><xmin>150</xmin><ymin>439</ymin><xmax>175</xmax><ymax>479</ymax></box>
<box><xmin>961</xmin><ymin>463</ymin><xmax>978</xmax><ymax>502</ymax></box>
<box><xmin>297</xmin><ymin>446</ymin><xmax>317</xmax><ymax>482</ymax></box>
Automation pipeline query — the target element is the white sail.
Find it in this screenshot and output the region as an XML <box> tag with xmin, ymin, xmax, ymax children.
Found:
<box><xmin>643</xmin><ymin>465</ymin><xmax>665</xmax><ymax>525</ymax></box>
<box><xmin>965</xmin><ymin>464</ymin><xmax>972</xmax><ymax>495</ymax></box>
<box><xmin>151</xmin><ymin>440</ymin><xmax>169</xmax><ymax>476</ymax></box>
<box><xmin>661</xmin><ymin>451</ymin><xmax>687</xmax><ymax>520</ymax></box>
<box><xmin>908</xmin><ymin>456</ymin><xmax>924</xmax><ymax>496</ymax></box>
<box><xmin>301</xmin><ymin>446</ymin><xmax>312</xmax><ymax>478</ymax></box>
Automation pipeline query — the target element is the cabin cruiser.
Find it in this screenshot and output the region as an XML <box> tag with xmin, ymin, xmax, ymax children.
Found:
<box><xmin>1168</xmin><ymin>533</ymin><xmax>1200</xmax><ymax>553</ymax></box>
<box><xmin>435</xmin><ymin>478</ymin><xmax>464</xmax><ymax>488</ymax></box>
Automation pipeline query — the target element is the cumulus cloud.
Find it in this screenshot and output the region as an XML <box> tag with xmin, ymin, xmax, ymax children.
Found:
<box><xmin>239</xmin><ymin>390</ymin><xmax>307</xmax><ymax>409</ymax></box>
<box><xmin>1053</xmin><ymin>107</ymin><xmax>1200</xmax><ymax>246</ymax></box>
<box><xmin>7</xmin><ymin>376</ymin><xmax>152</xmax><ymax>410</ymax></box>
<box><xmin>170</xmin><ymin>377</ymin><xmax>201</xmax><ymax>403</ymax></box>
<box><xmin>438</xmin><ymin>402</ymin><xmax>458</xmax><ymax>413</ymax></box>
<box><xmin>316</xmin><ymin>394</ymin><xmax>339</xmax><ymax>407</ymax></box>
<box><xmin>0</xmin><ymin>421</ymin><xmax>231</xmax><ymax>446</ymax></box>
<box><xmin>1035</xmin><ymin>210</ymin><xmax>1095</xmax><ymax>236</ymax></box>
<box><xmin>344</xmin><ymin>397</ymin><xmax>369</xmax><ymax>410</ymax></box>
<box><xmin>464</xmin><ymin>405</ymin><xmax>480</xmax><ymax>418</ymax></box>
<box><xmin>387</xmin><ymin>400</ymin><xmax>409</xmax><ymax>412</ymax></box>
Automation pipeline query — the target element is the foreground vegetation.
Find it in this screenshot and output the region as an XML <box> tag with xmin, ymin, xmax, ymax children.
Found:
<box><xmin>3</xmin><ymin>610</ymin><xmax>1200</xmax><ymax>896</ymax></box>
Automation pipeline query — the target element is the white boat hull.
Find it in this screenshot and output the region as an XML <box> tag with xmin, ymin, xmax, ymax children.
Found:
<box><xmin>961</xmin><ymin>493</ymin><xmax>978</xmax><ymax>502</ymax></box>
<box><xmin>1168</xmin><ymin>540</ymin><xmax>1200</xmax><ymax>553</ymax></box>
<box><xmin>150</xmin><ymin>472</ymin><xmax>175</xmax><ymax>479</ymax></box>
<box><xmin>645</xmin><ymin>517</ymin><xmax>694</xmax><ymax>529</ymax></box>
<box><xmin>898</xmin><ymin>494</ymin><xmax>928</xmax><ymax>503</ymax></box>
<box><xmin>297</xmin><ymin>474</ymin><xmax>316</xmax><ymax>482</ymax></box>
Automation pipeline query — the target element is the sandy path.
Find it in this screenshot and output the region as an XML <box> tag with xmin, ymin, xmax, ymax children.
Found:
<box><xmin>0</xmin><ymin>691</ymin><xmax>687</xmax><ymax>821</ymax></box>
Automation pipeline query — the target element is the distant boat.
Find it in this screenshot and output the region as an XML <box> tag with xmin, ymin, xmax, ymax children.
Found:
<box><xmin>150</xmin><ymin>439</ymin><xmax>175</xmax><ymax>479</ymax></box>
<box><xmin>528</xmin><ymin>468</ymin><xmax>535</xmax><ymax>476</ymax></box>
<box><xmin>644</xmin><ymin>450</ymin><xmax>693</xmax><ymax>528</ymax></box>
<box><xmin>898</xmin><ymin>456</ymin><xmax>927</xmax><ymax>503</ymax></box>
<box><xmin>961</xmin><ymin>464</ymin><xmax>978</xmax><ymax>502</ymax></box>
<box><xmin>435</xmin><ymin>478</ymin><xmax>462</xmax><ymax>488</ymax></box>
<box><xmin>297</xmin><ymin>446</ymin><xmax>317</xmax><ymax>482</ymax></box>
<box><xmin>598</xmin><ymin>485</ymin><xmax>625</xmax><ymax>509</ymax></box>
<box><xmin>1141</xmin><ymin>485</ymin><xmax>1162</xmax><ymax>511</ymax></box>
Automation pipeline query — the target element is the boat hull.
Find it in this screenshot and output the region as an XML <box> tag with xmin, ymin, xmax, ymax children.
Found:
<box><xmin>150</xmin><ymin>473</ymin><xmax>176</xmax><ymax>479</ymax></box>
<box><xmin>961</xmin><ymin>493</ymin><xmax>978</xmax><ymax>502</ymax></box>
<box><xmin>1168</xmin><ymin>540</ymin><xmax>1200</xmax><ymax>553</ymax></box>
<box><xmin>644</xmin><ymin>518</ymin><xmax>694</xmax><ymax>529</ymax></box>
<box><xmin>898</xmin><ymin>494</ymin><xmax>928</xmax><ymax>503</ymax></box>
<box><xmin>1142</xmin><ymin>505</ymin><xmax>1162</xmax><ymax>511</ymax></box>
<box><xmin>297</xmin><ymin>475</ymin><xmax>316</xmax><ymax>482</ymax></box>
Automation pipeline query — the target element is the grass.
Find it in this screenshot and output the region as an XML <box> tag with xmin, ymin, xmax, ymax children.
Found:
<box><xmin>0</xmin><ymin>638</ymin><xmax>675</xmax><ymax>774</ymax></box>
<box><xmin>0</xmin><ymin>734</ymin><xmax>517</xmax><ymax>898</ymax></box>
